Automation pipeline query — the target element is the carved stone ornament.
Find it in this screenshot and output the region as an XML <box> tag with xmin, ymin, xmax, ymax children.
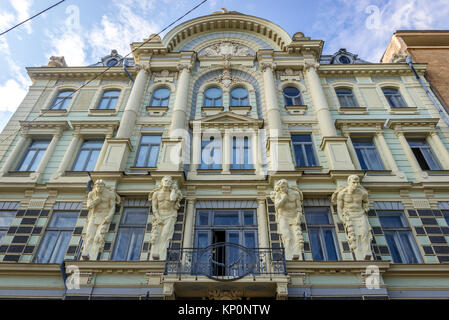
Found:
<box><xmin>81</xmin><ymin>180</ymin><xmax>121</xmax><ymax>260</ymax></box>
<box><xmin>208</xmin><ymin>289</ymin><xmax>243</xmax><ymax>300</ymax></box>
<box><xmin>260</xmin><ymin>62</ymin><xmax>276</xmax><ymax>72</ymax></box>
<box><xmin>269</xmin><ymin>179</ymin><xmax>304</xmax><ymax>260</ymax></box>
<box><xmin>47</xmin><ymin>56</ymin><xmax>67</xmax><ymax>68</ymax></box>
<box><xmin>149</xmin><ymin>176</ymin><xmax>183</xmax><ymax>260</ymax></box>
<box><xmin>201</xmin><ymin>40</ymin><xmax>252</xmax><ymax>57</ymax></box>
<box><xmin>331</xmin><ymin>175</ymin><xmax>373</xmax><ymax>260</ymax></box>
<box><xmin>177</xmin><ymin>63</ymin><xmax>193</xmax><ymax>72</ymax></box>
<box><xmin>135</xmin><ymin>63</ymin><xmax>151</xmax><ymax>73</ymax></box>
<box><xmin>303</xmin><ymin>60</ymin><xmax>319</xmax><ymax>71</ymax></box>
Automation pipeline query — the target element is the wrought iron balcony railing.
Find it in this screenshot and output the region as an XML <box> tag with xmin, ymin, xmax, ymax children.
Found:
<box><xmin>164</xmin><ymin>242</ymin><xmax>287</xmax><ymax>281</ymax></box>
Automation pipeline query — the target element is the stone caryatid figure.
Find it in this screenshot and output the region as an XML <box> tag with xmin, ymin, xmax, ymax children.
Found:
<box><xmin>81</xmin><ymin>180</ymin><xmax>120</xmax><ymax>260</ymax></box>
<box><xmin>331</xmin><ymin>175</ymin><xmax>373</xmax><ymax>260</ymax></box>
<box><xmin>149</xmin><ymin>176</ymin><xmax>183</xmax><ymax>260</ymax></box>
<box><xmin>269</xmin><ymin>179</ymin><xmax>304</xmax><ymax>260</ymax></box>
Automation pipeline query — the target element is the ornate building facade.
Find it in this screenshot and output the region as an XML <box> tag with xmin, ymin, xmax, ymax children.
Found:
<box><xmin>1</xmin><ymin>10</ymin><xmax>449</xmax><ymax>300</ymax></box>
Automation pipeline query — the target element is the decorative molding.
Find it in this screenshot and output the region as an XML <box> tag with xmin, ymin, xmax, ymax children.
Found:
<box><xmin>260</xmin><ymin>62</ymin><xmax>276</xmax><ymax>72</ymax></box>
<box><xmin>200</xmin><ymin>41</ymin><xmax>253</xmax><ymax>57</ymax></box>
<box><xmin>177</xmin><ymin>63</ymin><xmax>193</xmax><ymax>72</ymax></box>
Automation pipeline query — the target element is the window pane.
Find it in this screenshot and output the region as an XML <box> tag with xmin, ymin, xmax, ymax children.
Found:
<box><xmin>122</xmin><ymin>209</ymin><xmax>148</xmax><ymax>225</ymax></box>
<box><xmin>305</xmin><ymin>207</ymin><xmax>331</xmax><ymax>225</ymax></box>
<box><xmin>244</xmin><ymin>232</ymin><xmax>256</xmax><ymax>249</ymax></box>
<box><xmin>29</xmin><ymin>149</ymin><xmax>46</xmax><ymax>171</ymax></box>
<box><xmin>85</xmin><ymin>150</ymin><xmax>101</xmax><ymax>171</ymax></box>
<box><xmin>72</xmin><ymin>150</ymin><xmax>89</xmax><ymax>171</ymax></box>
<box><xmin>214</xmin><ymin>211</ymin><xmax>239</xmax><ymax>225</ymax></box>
<box><xmin>244</xmin><ymin>212</ymin><xmax>255</xmax><ymax>225</ymax></box>
<box><xmin>304</xmin><ymin>144</ymin><xmax>317</xmax><ymax>166</ymax></box>
<box><xmin>384</xmin><ymin>232</ymin><xmax>403</xmax><ymax>263</ymax></box>
<box><xmin>323</xmin><ymin>229</ymin><xmax>338</xmax><ymax>261</ymax></box>
<box><xmin>291</xmin><ymin>134</ymin><xmax>312</xmax><ymax>143</ymax></box>
<box><xmin>197</xmin><ymin>211</ymin><xmax>209</xmax><ymax>226</ymax></box>
<box><xmin>420</xmin><ymin>147</ymin><xmax>441</xmax><ymax>170</ymax></box>
<box><xmin>141</xmin><ymin>135</ymin><xmax>161</xmax><ymax>144</ymax></box>
<box><xmin>294</xmin><ymin>145</ymin><xmax>306</xmax><ymax>167</ymax></box>
<box><xmin>135</xmin><ymin>145</ymin><xmax>149</xmax><ymax>167</ymax></box>
<box><xmin>309</xmin><ymin>228</ymin><xmax>324</xmax><ymax>261</ymax></box>
<box><xmin>197</xmin><ymin>232</ymin><xmax>208</xmax><ymax>248</ymax></box>
<box><xmin>205</xmin><ymin>87</ymin><xmax>222</xmax><ymax>99</ymax></box>
<box><xmin>49</xmin><ymin>231</ymin><xmax>72</xmax><ymax>263</ymax></box>
<box><xmin>283</xmin><ymin>87</ymin><xmax>300</xmax><ymax>97</ymax></box>
<box><xmin>231</xmin><ymin>87</ymin><xmax>247</xmax><ymax>98</ymax></box>
<box><xmin>112</xmin><ymin>229</ymin><xmax>131</xmax><ymax>260</ymax></box>
<box><xmin>49</xmin><ymin>211</ymin><xmax>78</xmax><ymax>228</ymax></box>
<box><xmin>35</xmin><ymin>231</ymin><xmax>58</xmax><ymax>263</ymax></box>
<box><xmin>147</xmin><ymin>145</ymin><xmax>160</xmax><ymax>167</ymax></box>
<box><xmin>126</xmin><ymin>228</ymin><xmax>145</xmax><ymax>260</ymax></box>
<box><xmin>378</xmin><ymin>215</ymin><xmax>404</xmax><ymax>228</ymax></box>
<box><xmin>0</xmin><ymin>211</ymin><xmax>15</xmax><ymax>227</ymax></box>
<box><xmin>399</xmin><ymin>232</ymin><xmax>419</xmax><ymax>263</ymax></box>
<box><xmin>153</xmin><ymin>88</ymin><xmax>170</xmax><ymax>99</ymax></box>
<box><xmin>0</xmin><ymin>231</ymin><xmax>6</xmax><ymax>244</ymax></box>
<box><xmin>18</xmin><ymin>149</ymin><xmax>36</xmax><ymax>171</ymax></box>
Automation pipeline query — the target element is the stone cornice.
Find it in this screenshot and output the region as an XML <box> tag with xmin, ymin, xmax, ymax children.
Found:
<box><xmin>26</xmin><ymin>66</ymin><xmax>134</xmax><ymax>81</ymax></box>
<box><xmin>386</xmin><ymin>118</ymin><xmax>440</xmax><ymax>131</ymax></box>
<box><xmin>335</xmin><ymin>119</ymin><xmax>386</xmax><ymax>131</ymax></box>
<box><xmin>318</xmin><ymin>63</ymin><xmax>427</xmax><ymax>77</ymax></box>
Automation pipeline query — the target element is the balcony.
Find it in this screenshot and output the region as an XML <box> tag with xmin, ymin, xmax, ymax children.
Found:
<box><xmin>164</xmin><ymin>242</ymin><xmax>287</xmax><ymax>281</ymax></box>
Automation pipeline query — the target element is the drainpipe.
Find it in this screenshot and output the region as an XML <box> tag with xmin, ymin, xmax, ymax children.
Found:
<box><xmin>405</xmin><ymin>56</ymin><xmax>449</xmax><ymax>126</ymax></box>
<box><xmin>123</xmin><ymin>59</ymin><xmax>134</xmax><ymax>84</ymax></box>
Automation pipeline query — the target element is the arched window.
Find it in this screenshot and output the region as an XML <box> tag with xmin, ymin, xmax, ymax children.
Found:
<box><xmin>203</xmin><ymin>87</ymin><xmax>222</xmax><ymax>107</ymax></box>
<box><xmin>150</xmin><ymin>87</ymin><xmax>170</xmax><ymax>107</ymax></box>
<box><xmin>382</xmin><ymin>88</ymin><xmax>408</xmax><ymax>108</ymax></box>
<box><xmin>335</xmin><ymin>88</ymin><xmax>359</xmax><ymax>107</ymax></box>
<box><xmin>51</xmin><ymin>90</ymin><xmax>74</xmax><ymax>110</ymax></box>
<box><xmin>283</xmin><ymin>86</ymin><xmax>303</xmax><ymax>106</ymax></box>
<box><xmin>230</xmin><ymin>87</ymin><xmax>249</xmax><ymax>106</ymax></box>
<box><xmin>97</xmin><ymin>90</ymin><xmax>120</xmax><ymax>110</ymax></box>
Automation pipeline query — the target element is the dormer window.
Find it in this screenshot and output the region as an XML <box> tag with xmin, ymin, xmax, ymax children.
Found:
<box><xmin>338</xmin><ymin>56</ymin><xmax>351</xmax><ymax>64</ymax></box>
<box><xmin>106</xmin><ymin>59</ymin><xmax>119</xmax><ymax>67</ymax></box>
<box><xmin>203</xmin><ymin>87</ymin><xmax>222</xmax><ymax>107</ymax></box>
<box><xmin>283</xmin><ymin>87</ymin><xmax>303</xmax><ymax>106</ymax></box>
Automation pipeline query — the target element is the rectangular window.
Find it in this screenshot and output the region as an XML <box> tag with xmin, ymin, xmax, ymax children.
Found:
<box><xmin>407</xmin><ymin>138</ymin><xmax>441</xmax><ymax>171</ymax></box>
<box><xmin>112</xmin><ymin>208</ymin><xmax>147</xmax><ymax>261</ymax></box>
<box><xmin>135</xmin><ymin>135</ymin><xmax>161</xmax><ymax>167</ymax></box>
<box><xmin>305</xmin><ymin>206</ymin><xmax>339</xmax><ymax>261</ymax></box>
<box><xmin>72</xmin><ymin>140</ymin><xmax>103</xmax><ymax>171</ymax></box>
<box><xmin>200</xmin><ymin>136</ymin><xmax>222</xmax><ymax>170</ymax></box>
<box><xmin>291</xmin><ymin>134</ymin><xmax>318</xmax><ymax>167</ymax></box>
<box><xmin>16</xmin><ymin>140</ymin><xmax>50</xmax><ymax>171</ymax></box>
<box><xmin>232</xmin><ymin>136</ymin><xmax>252</xmax><ymax>170</ymax></box>
<box><xmin>377</xmin><ymin>210</ymin><xmax>422</xmax><ymax>263</ymax></box>
<box><xmin>352</xmin><ymin>138</ymin><xmax>385</xmax><ymax>170</ymax></box>
<box><xmin>34</xmin><ymin>211</ymin><xmax>79</xmax><ymax>263</ymax></box>
<box><xmin>443</xmin><ymin>210</ymin><xmax>449</xmax><ymax>227</ymax></box>
<box><xmin>0</xmin><ymin>211</ymin><xmax>16</xmax><ymax>244</ymax></box>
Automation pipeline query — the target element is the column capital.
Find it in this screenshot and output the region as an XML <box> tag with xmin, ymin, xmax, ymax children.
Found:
<box><xmin>135</xmin><ymin>63</ymin><xmax>151</xmax><ymax>73</ymax></box>
<box><xmin>303</xmin><ymin>60</ymin><xmax>320</xmax><ymax>71</ymax></box>
<box><xmin>394</xmin><ymin>130</ymin><xmax>405</xmax><ymax>138</ymax></box>
<box><xmin>177</xmin><ymin>63</ymin><xmax>193</xmax><ymax>72</ymax></box>
<box><xmin>260</xmin><ymin>62</ymin><xmax>276</xmax><ymax>72</ymax></box>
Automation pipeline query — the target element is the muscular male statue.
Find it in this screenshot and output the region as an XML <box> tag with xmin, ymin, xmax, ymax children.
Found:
<box><xmin>149</xmin><ymin>176</ymin><xmax>183</xmax><ymax>260</ymax></box>
<box><xmin>82</xmin><ymin>180</ymin><xmax>120</xmax><ymax>260</ymax></box>
<box><xmin>332</xmin><ymin>175</ymin><xmax>373</xmax><ymax>260</ymax></box>
<box><xmin>270</xmin><ymin>179</ymin><xmax>304</xmax><ymax>260</ymax></box>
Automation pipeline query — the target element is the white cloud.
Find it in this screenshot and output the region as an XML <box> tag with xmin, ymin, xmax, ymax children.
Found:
<box><xmin>9</xmin><ymin>0</ymin><xmax>33</xmax><ymax>34</ymax></box>
<box><xmin>0</xmin><ymin>79</ymin><xmax>27</xmax><ymax>112</ymax></box>
<box><xmin>314</xmin><ymin>0</ymin><xmax>449</xmax><ymax>62</ymax></box>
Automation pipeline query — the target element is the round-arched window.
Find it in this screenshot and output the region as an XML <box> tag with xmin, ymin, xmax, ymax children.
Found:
<box><xmin>203</xmin><ymin>87</ymin><xmax>222</xmax><ymax>107</ymax></box>
<box><xmin>338</xmin><ymin>56</ymin><xmax>351</xmax><ymax>64</ymax></box>
<box><xmin>230</xmin><ymin>87</ymin><xmax>249</xmax><ymax>106</ymax></box>
<box><xmin>106</xmin><ymin>58</ymin><xmax>119</xmax><ymax>67</ymax></box>
<box><xmin>283</xmin><ymin>86</ymin><xmax>303</xmax><ymax>106</ymax></box>
<box><xmin>150</xmin><ymin>87</ymin><xmax>170</xmax><ymax>107</ymax></box>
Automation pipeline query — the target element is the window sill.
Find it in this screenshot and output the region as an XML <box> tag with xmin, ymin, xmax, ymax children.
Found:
<box><xmin>197</xmin><ymin>168</ymin><xmax>223</xmax><ymax>174</ymax></box>
<box><xmin>7</xmin><ymin>171</ymin><xmax>32</xmax><ymax>177</ymax></box>
<box><xmin>201</xmin><ymin>106</ymin><xmax>224</xmax><ymax>116</ymax></box>
<box><xmin>229</xmin><ymin>106</ymin><xmax>251</xmax><ymax>115</ymax></box>
<box><xmin>230</xmin><ymin>168</ymin><xmax>255</xmax><ymax>174</ymax></box>
<box><xmin>389</xmin><ymin>107</ymin><xmax>418</xmax><ymax>115</ymax></box>
<box><xmin>146</xmin><ymin>106</ymin><xmax>168</xmax><ymax>117</ymax></box>
<box><xmin>64</xmin><ymin>171</ymin><xmax>93</xmax><ymax>176</ymax></box>
<box><xmin>295</xmin><ymin>166</ymin><xmax>322</xmax><ymax>171</ymax></box>
<box><xmin>364</xmin><ymin>170</ymin><xmax>393</xmax><ymax>176</ymax></box>
<box><xmin>338</xmin><ymin>107</ymin><xmax>367</xmax><ymax>115</ymax></box>
<box><xmin>88</xmin><ymin>109</ymin><xmax>118</xmax><ymax>116</ymax></box>
<box><xmin>285</xmin><ymin>105</ymin><xmax>307</xmax><ymax>115</ymax></box>
<box><xmin>426</xmin><ymin>170</ymin><xmax>449</xmax><ymax>176</ymax></box>
<box><xmin>40</xmin><ymin>109</ymin><xmax>68</xmax><ymax>117</ymax></box>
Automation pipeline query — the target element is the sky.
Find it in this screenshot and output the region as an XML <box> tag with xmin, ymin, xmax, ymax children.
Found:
<box><xmin>0</xmin><ymin>0</ymin><xmax>448</xmax><ymax>132</ymax></box>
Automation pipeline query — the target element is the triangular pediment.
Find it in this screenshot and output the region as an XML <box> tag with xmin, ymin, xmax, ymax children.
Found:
<box><xmin>192</xmin><ymin>111</ymin><xmax>262</xmax><ymax>125</ymax></box>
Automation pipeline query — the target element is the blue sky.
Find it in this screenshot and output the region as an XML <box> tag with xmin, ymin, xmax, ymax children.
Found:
<box><xmin>1</xmin><ymin>0</ymin><xmax>448</xmax><ymax>132</ymax></box>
